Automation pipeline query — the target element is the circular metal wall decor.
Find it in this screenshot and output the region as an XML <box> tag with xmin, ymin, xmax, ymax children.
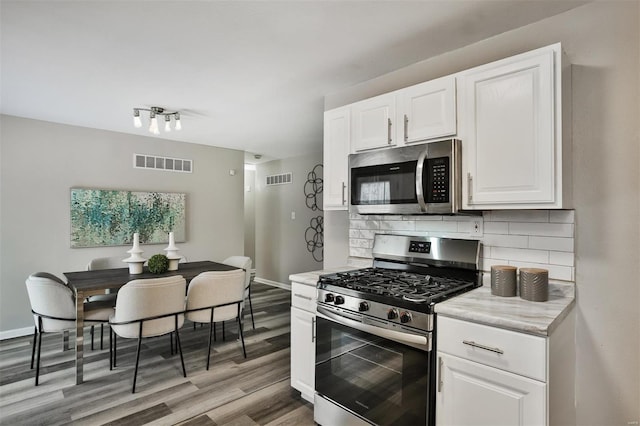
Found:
<box><xmin>304</xmin><ymin>164</ymin><xmax>323</xmax><ymax>262</ymax></box>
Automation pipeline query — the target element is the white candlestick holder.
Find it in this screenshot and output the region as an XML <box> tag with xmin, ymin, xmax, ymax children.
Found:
<box><xmin>164</xmin><ymin>231</ymin><xmax>181</xmax><ymax>271</ymax></box>
<box><xmin>123</xmin><ymin>232</ymin><xmax>146</xmax><ymax>274</ymax></box>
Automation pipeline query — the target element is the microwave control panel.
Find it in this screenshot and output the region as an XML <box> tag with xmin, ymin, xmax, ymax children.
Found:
<box><xmin>425</xmin><ymin>157</ymin><xmax>450</xmax><ymax>203</ymax></box>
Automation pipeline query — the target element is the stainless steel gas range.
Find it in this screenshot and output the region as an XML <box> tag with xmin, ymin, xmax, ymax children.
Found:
<box><xmin>314</xmin><ymin>234</ymin><xmax>481</xmax><ymax>426</ymax></box>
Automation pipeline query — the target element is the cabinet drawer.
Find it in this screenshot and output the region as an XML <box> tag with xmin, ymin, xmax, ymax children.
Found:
<box><xmin>291</xmin><ymin>282</ymin><xmax>317</xmax><ymax>312</ymax></box>
<box><xmin>437</xmin><ymin>316</ymin><xmax>546</xmax><ymax>381</ymax></box>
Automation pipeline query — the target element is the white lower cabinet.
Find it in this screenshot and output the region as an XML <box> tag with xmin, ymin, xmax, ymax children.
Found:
<box><xmin>436</xmin><ymin>314</ymin><xmax>575</xmax><ymax>426</ymax></box>
<box><xmin>290</xmin><ymin>281</ymin><xmax>316</xmax><ymax>403</ymax></box>
<box><xmin>437</xmin><ymin>353</ymin><xmax>546</xmax><ymax>426</ymax></box>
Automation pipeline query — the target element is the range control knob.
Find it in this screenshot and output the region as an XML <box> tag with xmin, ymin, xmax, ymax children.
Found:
<box><xmin>387</xmin><ymin>309</ymin><xmax>399</xmax><ymax>320</ymax></box>
<box><xmin>400</xmin><ymin>311</ymin><xmax>412</xmax><ymax>324</ymax></box>
<box><xmin>324</xmin><ymin>293</ymin><xmax>335</xmax><ymax>303</ymax></box>
<box><xmin>334</xmin><ymin>295</ymin><xmax>345</xmax><ymax>305</ymax></box>
<box><xmin>358</xmin><ymin>302</ymin><xmax>369</xmax><ymax>312</ymax></box>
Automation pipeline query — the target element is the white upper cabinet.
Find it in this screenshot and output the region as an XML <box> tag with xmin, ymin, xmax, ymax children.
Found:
<box><xmin>323</xmin><ymin>107</ymin><xmax>350</xmax><ymax>210</ymax></box>
<box><xmin>399</xmin><ymin>76</ymin><xmax>457</xmax><ymax>144</ymax></box>
<box><xmin>351</xmin><ymin>92</ymin><xmax>397</xmax><ymax>152</ymax></box>
<box><xmin>459</xmin><ymin>43</ymin><xmax>571</xmax><ymax>209</ymax></box>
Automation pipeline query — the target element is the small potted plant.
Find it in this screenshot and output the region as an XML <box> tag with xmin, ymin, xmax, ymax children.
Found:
<box><xmin>147</xmin><ymin>254</ymin><xmax>170</xmax><ymax>274</ymax></box>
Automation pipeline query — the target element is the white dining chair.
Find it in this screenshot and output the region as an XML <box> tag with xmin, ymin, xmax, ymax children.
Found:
<box><xmin>109</xmin><ymin>275</ymin><xmax>187</xmax><ymax>393</ymax></box>
<box><xmin>25</xmin><ymin>272</ymin><xmax>114</xmax><ymax>386</ymax></box>
<box><xmin>222</xmin><ymin>256</ymin><xmax>255</xmax><ymax>330</ymax></box>
<box><xmin>86</xmin><ymin>256</ymin><xmax>124</xmax><ymax>349</ymax></box>
<box><xmin>186</xmin><ymin>269</ymin><xmax>247</xmax><ymax>370</ymax></box>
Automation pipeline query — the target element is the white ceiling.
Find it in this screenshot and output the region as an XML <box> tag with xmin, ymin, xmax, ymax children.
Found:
<box><xmin>1</xmin><ymin>0</ymin><xmax>585</xmax><ymax>164</ymax></box>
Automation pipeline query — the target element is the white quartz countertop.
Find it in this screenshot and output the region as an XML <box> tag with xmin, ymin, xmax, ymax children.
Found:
<box><xmin>289</xmin><ymin>266</ymin><xmax>357</xmax><ymax>286</ymax></box>
<box><xmin>290</xmin><ymin>267</ymin><xmax>575</xmax><ymax>337</ymax></box>
<box><xmin>435</xmin><ymin>283</ymin><xmax>575</xmax><ymax>337</ymax></box>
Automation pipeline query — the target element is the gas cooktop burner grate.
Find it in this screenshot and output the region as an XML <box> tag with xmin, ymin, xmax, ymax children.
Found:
<box><xmin>320</xmin><ymin>267</ymin><xmax>476</xmax><ymax>304</ymax></box>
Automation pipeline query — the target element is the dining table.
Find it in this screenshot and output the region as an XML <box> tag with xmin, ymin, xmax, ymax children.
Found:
<box><xmin>64</xmin><ymin>260</ymin><xmax>238</xmax><ymax>385</ymax></box>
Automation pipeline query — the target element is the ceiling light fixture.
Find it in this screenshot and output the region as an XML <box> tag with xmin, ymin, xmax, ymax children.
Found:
<box><xmin>133</xmin><ymin>107</ymin><xmax>181</xmax><ymax>134</ymax></box>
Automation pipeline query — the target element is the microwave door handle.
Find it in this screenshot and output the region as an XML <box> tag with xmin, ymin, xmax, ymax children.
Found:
<box><xmin>416</xmin><ymin>148</ymin><xmax>428</xmax><ymax>212</ymax></box>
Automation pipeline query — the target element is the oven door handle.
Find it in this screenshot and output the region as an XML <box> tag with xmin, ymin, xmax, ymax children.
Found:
<box><xmin>317</xmin><ymin>306</ymin><xmax>430</xmax><ymax>351</ymax></box>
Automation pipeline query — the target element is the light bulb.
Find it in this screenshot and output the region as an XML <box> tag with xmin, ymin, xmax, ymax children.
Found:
<box><xmin>174</xmin><ymin>113</ymin><xmax>182</xmax><ymax>131</ymax></box>
<box><xmin>149</xmin><ymin>112</ymin><xmax>159</xmax><ymax>134</ymax></box>
<box><xmin>164</xmin><ymin>115</ymin><xmax>171</xmax><ymax>132</ymax></box>
<box><xmin>133</xmin><ymin>109</ymin><xmax>142</xmax><ymax>128</ymax></box>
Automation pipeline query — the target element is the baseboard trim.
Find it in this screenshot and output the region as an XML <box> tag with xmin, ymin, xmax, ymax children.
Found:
<box><xmin>0</xmin><ymin>326</ymin><xmax>33</xmax><ymax>341</ymax></box>
<box><xmin>254</xmin><ymin>277</ymin><xmax>291</xmax><ymax>291</ymax></box>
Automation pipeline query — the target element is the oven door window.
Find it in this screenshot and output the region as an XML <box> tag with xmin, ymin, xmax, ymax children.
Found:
<box><xmin>350</xmin><ymin>160</ymin><xmax>417</xmax><ymax>205</ymax></box>
<box><xmin>315</xmin><ymin>316</ymin><xmax>430</xmax><ymax>426</ymax></box>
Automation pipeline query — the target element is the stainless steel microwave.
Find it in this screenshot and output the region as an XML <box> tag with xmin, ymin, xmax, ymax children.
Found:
<box><xmin>349</xmin><ymin>139</ymin><xmax>461</xmax><ymax>214</ymax></box>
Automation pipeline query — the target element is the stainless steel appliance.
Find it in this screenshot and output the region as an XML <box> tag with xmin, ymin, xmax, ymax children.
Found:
<box><xmin>349</xmin><ymin>139</ymin><xmax>461</xmax><ymax>215</ymax></box>
<box><xmin>314</xmin><ymin>234</ymin><xmax>481</xmax><ymax>426</ymax></box>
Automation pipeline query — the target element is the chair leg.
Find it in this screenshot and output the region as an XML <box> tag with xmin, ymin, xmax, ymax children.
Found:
<box><xmin>222</xmin><ymin>321</ymin><xmax>226</xmax><ymax>341</ymax></box>
<box><xmin>248</xmin><ymin>289</ymin><xmax>255</xmax><ymax>330</ymax></box>
<box><xmin>100</xmin><ymin>324</ymin><xmax>104</xmax><ymax>350</ymax></box>
<box><xmin>30</xmin><ymin>327</ymin><xmax>37</xmax><ymax>369</ymax></box>
<box><xmin>132</xmin><ymin>322</ymin><xmax>144</xmax><ymax>393</ymax></box>
<box><xmin>109</xmin><ymin>328</ymin><xmax>113</xmax><ymax>370</ymax></box>
<box><xmin>113</xmin><ymin>332</ymin><xmax>117</xmax><ymax>368</ymax></box>
<box><xmin>237</xmin><ymin>316</ymin><xmax>247</xmax><ymax>358</ymax></box>
<box><xmin>206</xmin><ymin>309</ymin><xmax>214</xmax><ymax>370</ymax></box>
<box><xmin>132</xmin><ymin>335</ymin><xmax>142</xmax><ymax>393</ymax></box>
<box><xmin>90</xmin><ymin>325</ymin><xmax>95</xmax><ymax>350</ymax></box>
<box><xmin>35</xmin><ymin>330</ymin><xmax>42</xmax><ymax>386</ymax></box>
<box><xmin>175</xmin><ymin>316</ymin><xmax>186</xmax><ymax>378</ymax></box>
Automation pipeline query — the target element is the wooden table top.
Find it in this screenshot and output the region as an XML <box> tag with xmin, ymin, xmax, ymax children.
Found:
<box><xmin>64</xmin><ymin>260</ymin><xmax>238</xmax><ymax>292</ymax></box>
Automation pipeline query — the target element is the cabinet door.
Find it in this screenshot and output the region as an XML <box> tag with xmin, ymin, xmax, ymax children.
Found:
<box><xmin>460</xmin><ymin>47</ymin><xmax>557</xmax><ymax>208</ymax></box>
<box><xmin>400</xmin><ymin>76</ymin><xmax>456</xmax><ymax>144</ymax></box>
<box><xmin>290</xmin><ymin>306</ymin><xmax>315</xmax><ymax>403</ymax></box>
<box><xmin>323</xmin><ymin>107</ymin><xmax>350</xmax><ymax>210</ymax></box>
<box><xmin>351</xmin><ymin>92</ymin><xmax>396</xmax><ymax>152</ymax></box>
<box><xmin>436</xmin><ymin>353</ymin><xmax>546</xmax><ymax>426</ymax></box>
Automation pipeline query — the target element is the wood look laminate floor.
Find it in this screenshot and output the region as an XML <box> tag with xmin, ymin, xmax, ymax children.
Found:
<box><xmin>0</xmin><ymin>283</ymin><xmax>314</xmax><ymax>426</ymax></box>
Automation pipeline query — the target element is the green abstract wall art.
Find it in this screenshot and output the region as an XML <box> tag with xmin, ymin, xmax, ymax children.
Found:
<box><xmin>70</xmin><ymin>188</ymin><xmax>186</xmax><ymax>248</ymax></box>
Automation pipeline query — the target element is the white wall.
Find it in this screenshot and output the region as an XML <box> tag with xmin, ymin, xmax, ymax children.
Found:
<box><xmin>0</xmin><ymin>115</ymin><xmax>245</xmax><ymax>334</ymax></box>
<box><xmin>324</xmin><ymin>2</ymin><xmax>639</xmax><ymax>424</ymax></box>
<box><xmin>254</xmin><ymin>153</ymin><xmax>323</xmax><ymax>284</ymax></box>
<box><xmin>244</xmin><ymin>168</ymin><xmax>256</xmax><ymax>264</ymax></box>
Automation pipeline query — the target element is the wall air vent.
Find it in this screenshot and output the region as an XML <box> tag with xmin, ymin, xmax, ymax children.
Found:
<box><xmin>134</xmin><ymin>154</ymin><xmax>192</xmax><ymax>173</ymax></box>
<box><xmin>266</xmin><ymin>172</ymin><xmax>292</xmax><ymax>186</ymax></box>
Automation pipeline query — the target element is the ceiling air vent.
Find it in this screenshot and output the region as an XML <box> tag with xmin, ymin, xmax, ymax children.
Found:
<box><xmin>266</xmin><ymin>172</ymin><xmax>292</xmax><ymax>186</ymax></box>
<box><xmin>134</xmin><ymin>154</ymin><xmax>192</xmax><ymax>173</ymax></box>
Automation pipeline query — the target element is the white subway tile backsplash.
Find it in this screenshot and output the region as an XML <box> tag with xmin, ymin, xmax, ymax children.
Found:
<box><xmin>529</xmin><ymin>236</ymin><xmax>574</xmax><ymax>252</ymax></box>
<box><xmin>492</xmin><ymin>247</ymin><xmax>549</xmax><ymax>264</ymax></box>
<box><xmin>509</xmin><ymin>222</ymin><xmax>574</xmax><ymax>237</ymax></box>
<box><xmin>488</xmin><ymin>210</ymin><xmax>550</xmax><ymax>223</ymax></box>
<box><xmin>484</xmin><ymin>221</ymin><xmax>509</xmax><ymax>234</ymax></box>
<box><xmin>351</xmin><ymin>219</ymin><xmax>380</xmax><ymax>230</ymax></box>
<box><xmin>349</xmin><ymin>247</ymin><xmax>373</xmax><ymax>258</ymax></box>
<box><xmin>549</xmin><ymin>251</ymin><xmax>575</xmax><ymax>267</ymax></box>
<box><xmin>509</xmin><ymin>261</ymin><xmax>574</xmax><ymax>281</ymax></box>
<box><xmin>349</xmin><ymin>229</ymin><xmax>377</xmax><ymax>240</ymax></box>
<box><xmin>415</xmin><ymin>220</ymin><xmax>458</xmax><ymax>233</ymax></box>
<box><xmin>350</xmin><ymin>238</ymin><xmax>374</xmax><ymax>249</ymax></box>
<box><xmin>482</xmin><ymin>234</ymin><xmax>529</xmax><ymax>249</ymax></box>
<box><xmin>349</xmin><ymin>210</ymin><xmax>576</xmax><ymax>283</ymax></box>
<box><xmin>380</xmin><ymin>220</ymin><xmax>416</xmax><ymax>232</ymax></box>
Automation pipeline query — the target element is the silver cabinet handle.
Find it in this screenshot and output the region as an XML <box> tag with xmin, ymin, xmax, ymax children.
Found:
<box><xmin>438</xmin><ymin>356</ymin><xmax>444</xmax><ymax>392</ymax></box>
<box><xmin>404</xmin><ymin>114</ymin><xmax>408</xmax><ymax>142</ymax></box>
<box><xmin>467</xmin><ymin>173</ymin><xmax>473</xmax><ymax>203</ymax></box>
<box><xmin>462</xmin><ymin>340</ymin><xmax>504</xmax><ymax>355</ymax></box>
<box><xmin>312</xmin><ymin>317</ymin><xmax>316</xmax><ymax>342</ymax></box>
<box><xmin>294</xmin><ymin>293</ymin><xmax>312</xmax><ymax>301</ymax></box>
<box><xmin>387</xmin><ymin>118</ymin><xmax>392</xmax><ymax>144</ymax></box>
<box><xmin>341</xmin><ymin>182</ymin><xmax>346</xmax><ymax>205</ymax></box>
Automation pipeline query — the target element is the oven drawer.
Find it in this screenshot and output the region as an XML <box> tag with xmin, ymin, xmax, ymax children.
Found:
<box><xmin>437</xmin><ymin>316</ymin><xmax>546</xmax><ymax>381</ymax></box>
<box><xmin>291</xmin><ymin>281</ymin><xmax>317</xmax><ymax>312</ymax></box>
